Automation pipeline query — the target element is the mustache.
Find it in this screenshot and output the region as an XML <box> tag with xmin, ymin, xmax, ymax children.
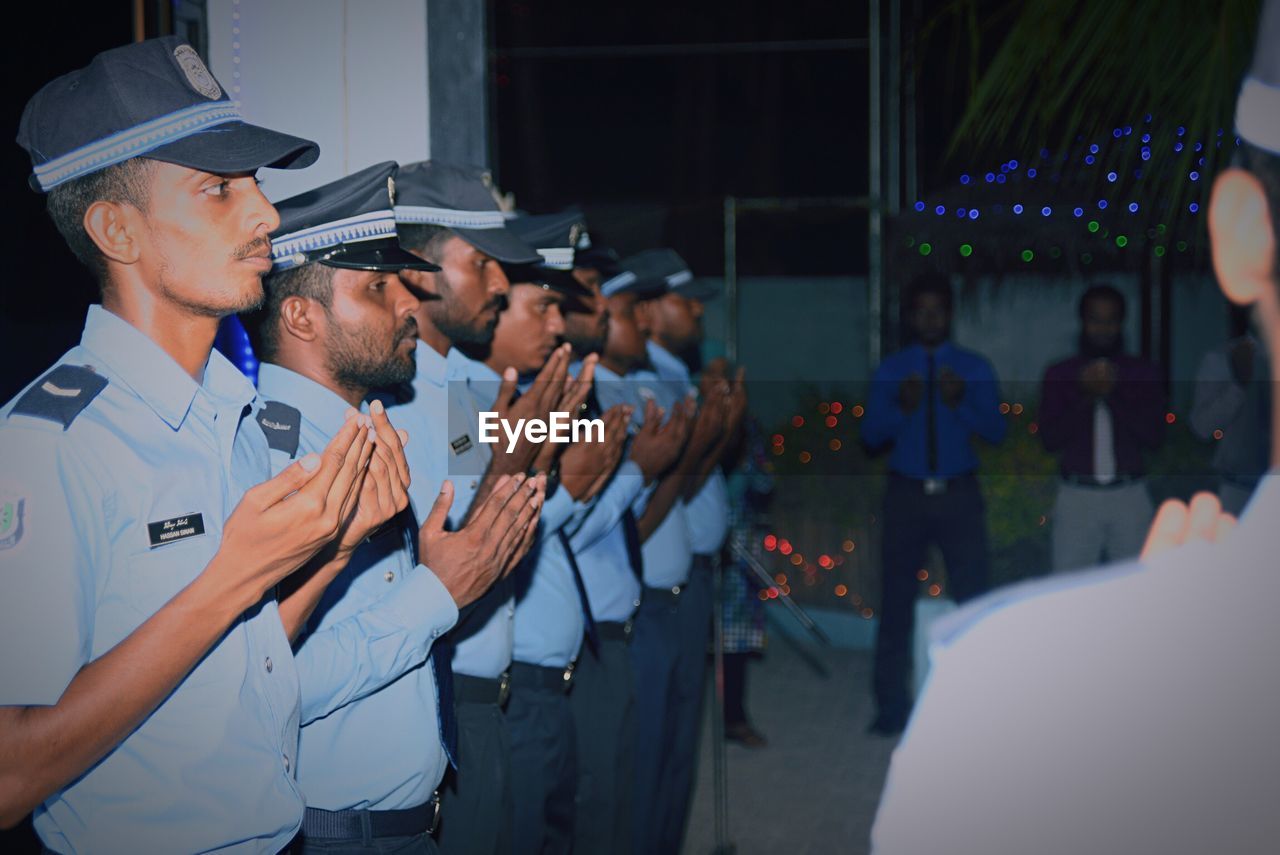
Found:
<box><xmin>486</xmin><ymin>293</ymin><xmax>509</xmax><ymax>313</ymax></box>
<box><xmin>234</xmin><ymin>236</ymin><xmax>272</xmax><ymax>260</ymax></box>
<box><xmin>398</xmin><ymin>316</ymin><xmax>419</xmax><ymax>342</ymax></box>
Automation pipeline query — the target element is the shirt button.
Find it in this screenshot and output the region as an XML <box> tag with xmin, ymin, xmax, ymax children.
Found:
<box><xmin>264</xmin><ymin>657</ymin><xmax>273</xmax><ymax>673</ymax></box>
<box><xmin>283</xmin><ymin>754</ymin><xmax>291</xmax><ymax>773</ymax></box>
<box><xmin>385</xmin><ymin>571</ymin><xmax>395</xmax><ymax>583</ymax></box>
<box><xmin>470</xmin><ymin>480</ymin><xmax>477</xmax><ymax>489</ymax></box>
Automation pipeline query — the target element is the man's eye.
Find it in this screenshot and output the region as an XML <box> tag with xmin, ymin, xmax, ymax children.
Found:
<box><xmin>203</xmin><ymin>180</ymin><xmax>231</xmax><ymax>198</ymax></box>
<box><xmin>370</xmin><ymin>280</ymin><xmax>385</xmax><ymax>292</ymax></box>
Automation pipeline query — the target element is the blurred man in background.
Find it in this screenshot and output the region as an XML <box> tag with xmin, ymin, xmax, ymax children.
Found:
<box><xmin>1040</xmin><ymin>284</ymin><xmax>1166</xmax><ymax>573</ymax></box>
<box><xmin>861</xmin><ymin>272</ymin><xmax>1006</xmax><ymax>736</ymax></box>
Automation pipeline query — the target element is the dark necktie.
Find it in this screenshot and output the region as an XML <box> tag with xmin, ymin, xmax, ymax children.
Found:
<box><xmin>926</xmin><ymin>353</ymin><xmax>939</xmax><ymax>475</ymax></box>
<box><xmin>558</xmin><ymin>530</ymin><xmax>600</xmax><ymax>654</ymax></box>
<box><xmin>621</xmin><ymin>508</ymin><xmax>645</xmax><ymax>584</ymax></box>
<box><xmin>403</xmin><ymin>508</ymin><xmax>458</xmax><ymax>768</ymax></box>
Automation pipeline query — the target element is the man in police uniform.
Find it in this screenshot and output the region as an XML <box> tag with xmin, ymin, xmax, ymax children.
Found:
<box><xmin>640</xmin><ymin>250</ymin><xmax>745</xmax><ymax>853</ymax></box>
<box><xmin>0</xmin><ymin>38</ymin><xmax>387</xmax><ymax>852</ymax></box>
<box><xmin>591</xmin><ymin>251</ymin><xmax>721</xmax><ymax>855</ymax></box>
<box><xmin>871</xmin><ymin>6</ymin><xmax>1280</xmax><ymax>851</ymax></box>
<box><xmin>560</xmin><ymin>234</ymin><xmax>689</xmax><ymax>855</ymax></box>
<box><xmin>241</xmin><ymin>162</ymin><xmax>545</xmax><ymax>854</ymax></box>
<box><xmin>459</xmin><ymin>211</ymin><xmax>633</xmax><ymax>854</ymax></box>
<box><xmin>387</xmin><ymin>161</ymin><xmax>581</xmax><ymax>855</ymax></box>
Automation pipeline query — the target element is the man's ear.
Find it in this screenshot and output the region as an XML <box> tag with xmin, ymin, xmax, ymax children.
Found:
<box><xmin>1209</xmin><ymin>168</ymin><xmax>1277</xmax><ymax>306</ymax></box>
<box><xmin>279</xmin><ymin>295</ymin><xmax>321</xmax><ymax>344</ymax></box>
<box><xmin>83</xmin><ymin>200</ymin><xmax>143</xmax><ymax>265</ymax></box>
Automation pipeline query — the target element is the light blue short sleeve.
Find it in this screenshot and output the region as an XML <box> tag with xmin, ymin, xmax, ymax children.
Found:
<box><xmin>0</xmin><ymin>425</ymin><xmax>103</xmax><ymax>706</ymax></box>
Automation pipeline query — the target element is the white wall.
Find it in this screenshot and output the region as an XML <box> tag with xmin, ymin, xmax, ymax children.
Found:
<box><xmin>207</xmin><ymin>0</ymin><xmax>430</xmax><ymax>202</ymax></box>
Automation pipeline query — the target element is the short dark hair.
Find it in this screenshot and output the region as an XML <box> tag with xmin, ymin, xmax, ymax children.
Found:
<box><xmin>241</xmin><ymin>262</ymin><xmax>335</xmax><ymax>362</ymax></box>
<box><xmin>46</xmin><ymin>157</ymin><xmax>155</xmax><ymax>281</ymax></box>
<box><xmin>1079</xmin><ymin>283</ymin><xmax>1126</xmax><ymax>319</ymax></box>
<box><xmin>397</xmin><ymin>224</ymin><xmax>454</xmax><ymax>263</ymax></box>
<box><xmin>906</xmin><ymin>271</ymin><xmax>953</xmax><ymax>312</ymax></box>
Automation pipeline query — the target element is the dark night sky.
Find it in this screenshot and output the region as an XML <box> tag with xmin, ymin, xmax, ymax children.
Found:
<box><xmin>0</xmin><ymin>1</ymin><xmax>988</xmax><ymax>402</ymax></box>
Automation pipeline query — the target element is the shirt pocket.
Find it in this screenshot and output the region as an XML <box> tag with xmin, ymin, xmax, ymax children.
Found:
<box><xmin>122</xmin><ymin>525</ymin><xmax>215</xmax><ymax>619</ymax></box>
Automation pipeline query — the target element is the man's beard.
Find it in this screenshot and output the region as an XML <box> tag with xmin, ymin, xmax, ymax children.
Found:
<box><xmin>427</xmin><ymin>282</ymin><xmax>505</xmax><ymax>346</ymax></box>
<box><xmin>563</xmin><ymin>316</ymin><xmax>607</xmax><ymax>356</ymax></box>
<box><xmin>327</xmin><ymin>314</ymin><xmax>419</xmax><ymax>390</ymax></box>
<box><xmin>152</xmin><ymin>235</ymin><xmax>271</xmax><ymax>319</ymax></box>
<box><xmin>1080</xmin><ymin>331</ymin><xmax>1123</xmax><ymax>359</ymax></box>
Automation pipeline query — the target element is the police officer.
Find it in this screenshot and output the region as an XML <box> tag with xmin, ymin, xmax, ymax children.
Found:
<box><xmin>640</xmin><ymin>250</ymin><xmax>744</xmax><ymax>853</ymax></box>
<box><xmin>0</xmin><ymin>37</ymin><xmax>381</xmax><ymax>852</ymax></box>
<box><xmin>467</xmin><ymin>212</ymin><xmax>631</xmax><ymax>854</ymax></box>
<box><xmin>386</xmin><ymin>161</ymin><xmax>576</xmax><ymax>855</ymax></box>
<box><xmin>591</xmin><ymin>252</ymin><xmax>712</xmax><ymax>855</ymax></box>
<box><xmin>559</xmin><ymin>233</ymin><xmax>689</xmax><ymax>855</ymax></box>
<box><xmin>241</xmin><ymin>161</ymin><xmax>545</xmax><ymax>854</ymax></box>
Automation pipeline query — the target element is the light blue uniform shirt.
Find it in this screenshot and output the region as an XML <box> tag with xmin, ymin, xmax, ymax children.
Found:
<box><xmin>386</xmin><ymin>341</ymin><xmax>513</xmax><ymax>679</ymax></box>
<box><xmin>646</xmin><ymin>341</ymin><xmax>731</xmax><ymax>556</ymax></box>
<box><xmin>562</xmin><ymin>362</ymin><xmax>646</xmax><ymax>623</ymax></box>
<box><xmin>596</xmin><ymin>359</ymin><xmax>694</xmax><ymax>589</ymax></box>
<box><xmin>0</xmin><ymin>306</ymin><xmax>303</xmax><ymax>854</ymax></box>
<box><xmin>461</xmin><ymin>358</ymin><xmax>588</xmax><ymax>669</ymax></box>
<box><xmin>256</xmin><ymin>364</ymin><xmax>458</xmax><ymax>811</ymax></box>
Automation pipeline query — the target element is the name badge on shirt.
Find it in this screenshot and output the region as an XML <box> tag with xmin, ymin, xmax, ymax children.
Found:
<box><xmin>147</xmin><ymin>513</ymin><xmax>206</xmax><ymax>548</ymax></box>
<box><xmin>450</xmin><ymin>434</ymin><xmax>473</xmax><ymax>455</ymax></box>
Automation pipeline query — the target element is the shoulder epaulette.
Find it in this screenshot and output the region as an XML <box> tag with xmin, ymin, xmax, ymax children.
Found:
<box><xmin>9</xmin><ymin>365</ymin><xmax>108</xmax><ymax>430</ymax></box>
<box><xmin>257</xmin><ymin>400</ymin><xmax>301</xmax><ymax>459</ymax></box>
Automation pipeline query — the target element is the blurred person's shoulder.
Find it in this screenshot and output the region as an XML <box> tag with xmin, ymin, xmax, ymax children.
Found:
<box><xmin>932</xmin><ymin>476</ymin><xmax>1280</xmax><ymax>680</ymax></box>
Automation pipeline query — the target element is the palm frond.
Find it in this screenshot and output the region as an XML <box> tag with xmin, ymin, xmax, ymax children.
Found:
<box><xmin>933</xmin><ymin>0</ymin><xmax>1261</xmax><ymax>233</ymax></box>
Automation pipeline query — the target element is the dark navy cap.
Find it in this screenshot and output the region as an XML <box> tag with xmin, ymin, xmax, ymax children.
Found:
<box><xmin>393</xmin><ymin>160</ymin><xmax>541</xmax><ymax>265</ymax></box>
<box><xmin>1236</xmin><ymin>0</ymin><xmax>1280</xmax><ymax>155</ymax></box>
<box><xmin>601</xmin><ymin>252</ymin><xmax>671</xmax><ymax>299</ymax></box>
<box><xmin>575</xmin><ymin>243</ymin><xmax>621</xmax><ymax>276</ymax></box>
<box><xmin>607</xmin><ymin>248</ymin><xmax>715</xmax><ymax>301</ymax></box>
<box><xmin>502</xmin><ymin>210</ymin><xmax>592</xmax><ymax>298</ymax></box>
<box><xmin>646</xmin><ymin>248</ymin><xmax>719</xmax><ymax>301</ymax></box>
<box><xmin>269</xmin><ymin>162</ymin><xmax>440</xmax><ymax>273</ymax></box>
<box><xmin>17</xmin><ymin>36</ymin><xmax>318</xmax><ymax>193</ymax></box>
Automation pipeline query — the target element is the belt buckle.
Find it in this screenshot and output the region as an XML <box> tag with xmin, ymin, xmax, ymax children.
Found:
<box><xmin>562</xmin><ymin>661</ymin><xmax>576</xmax><ymax>692</ymax></box>
<box><xmin>923</xmin><ymin>477</ymin><xmax>947</xmax><ymax>496</ymax></box>
<box><xmin>427</xmin><ymin>790</ymin><xmax>442</xmax><ymax>835</ymax></box>
<box><xmin>498</xmin><ymin>671</ymin><xmax>511</xmax><ymax>708</ymax></box>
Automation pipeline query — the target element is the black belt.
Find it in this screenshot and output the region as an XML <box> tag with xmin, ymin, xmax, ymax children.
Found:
<box><xmin>642</xmin><ymin>584</ymin><xmax>683</xmax><ymax>607</ymax></box>
<box><xmin>597</xmin><ymin>620</ymin><xmax>634</xmax><ymax>643</ymax></box>
<box><xmin>1061</xmin><ymin>473</ymin><xmax>1143</xmax><ymax>489</ymax></box>
<box><xmin>453</xmin><ymin>672</ymin><xmax>510</xmax><ymax>707</ymax></box>
<box><xmin>509</xmin><ymin>660</ymin><xmax>575</xmax><ymax>693</ymax></box>
<box><xmin>303</xmin><ymin>793</ymin><xmax>440</xmax><ymax>839</ymax></box>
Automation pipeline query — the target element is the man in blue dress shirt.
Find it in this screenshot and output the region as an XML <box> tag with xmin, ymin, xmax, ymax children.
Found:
<box><xmin>560</xmin><ymin>237</ymin><xmax>688</xmax><ymax>855</ymax></box>
<box><xmin>593</xmin><ymin>252</ymin><xmax>723</xmax><ymax>855</ymax></box>
<box><xmin>874</xmin><ymin>9</ymin><xmax>1280</xmax><ymax>848</ymax></box>
<box><xmin>860</xmin><ymin>272</ymin><xmax>1007</xmax><ymax>735</ymax></box>
<box><xmin>0</xmin><ymin>38</ymin><xmax>392</xmax><ymax>853</ymax></box>
<box><xmin>456</xmin><ymin>212</ymin><xmax>630</xmax><ymax>854</ymax></box>
<box><xmin>387</xmin><ymin>162</ymin><xmax>579</xmax><ymax>855</ymax></box>
<box><xmin>638</xmin><ymin>250</ymin><xmax>746</xmax><ymax>853</ymax></box>
<box><xmin>242</xmin><ymin>163</ymin><xmax>544</xmax><ymax>854</ymax></box>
